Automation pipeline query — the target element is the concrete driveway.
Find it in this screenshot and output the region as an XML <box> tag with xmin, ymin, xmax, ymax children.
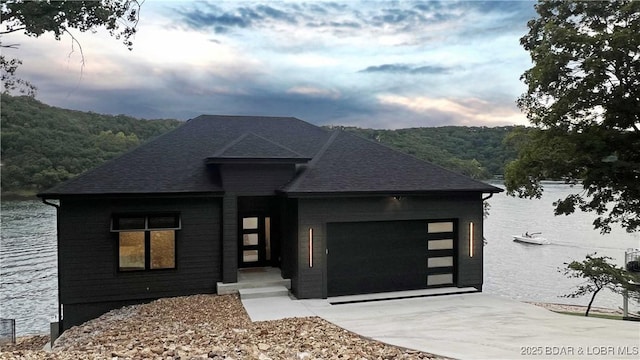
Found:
<box><xmin>297</xmin><ymin>293</ymin><xmax>640</xmax><ymax>359</ymax></box>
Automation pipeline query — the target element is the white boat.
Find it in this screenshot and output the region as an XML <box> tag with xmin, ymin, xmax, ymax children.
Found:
<box><xmin>513</xmin><ymin>232</ymin><xmax>550</xmax><ymax>245</ymax></box>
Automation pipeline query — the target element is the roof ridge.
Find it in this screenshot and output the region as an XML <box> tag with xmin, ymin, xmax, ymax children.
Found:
<box><xmin>281</xmin><ymin>130</ymin><xmax>340</xmax><ymax>192</ymax></box>
<box><xmin>308</xmin><ymin>129</ymin><xmax>341</xmax><ymax>167</ymax></box>
<box><xmin>245</xmin><ymin>132</ymin><xmax>309</xmax><ymax>158</ymax></box>
<box><xmin>209</xmin><ymin>132</ymin><xmax>251</xmax><ymax>158</ymax></box>
<box><xmin>193</xmin><ymin>114</ymin><xmax>300</xmax><ymax>120</ymax></box>
<box><xmin>209</xmin><ymin>132</ymin><xmax>309</xmax><ymax>159</ymax></box>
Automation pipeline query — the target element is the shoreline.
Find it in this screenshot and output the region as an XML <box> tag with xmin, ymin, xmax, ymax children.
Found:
<box><xmin>1</xmin><ymin>192</ymin><xmax>38</xmax><ymax>200</ymax></box>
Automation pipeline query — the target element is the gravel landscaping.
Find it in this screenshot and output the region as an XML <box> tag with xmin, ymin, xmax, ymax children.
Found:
<box><xmin>0</xmin><ymin>294</ymin><xmax>447</xmax><ymax>359</ymax></box>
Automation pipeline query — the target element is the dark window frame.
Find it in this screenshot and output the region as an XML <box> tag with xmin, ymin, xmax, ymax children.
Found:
<box><xmin>111</xmin><ymin>213</ymin><xmax>181</xmax><ymax>232</ymax></box>
<box><xmin>111</xmin><ymin>213</ymin><xmax>181</xmax><ymax>272</ymax></box>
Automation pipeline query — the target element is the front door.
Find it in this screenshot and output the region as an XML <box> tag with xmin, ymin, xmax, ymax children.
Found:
<box><xmin>239</xmin><ymin>214</ymin><xmax>272</xmax><ymax>267</ymax></box>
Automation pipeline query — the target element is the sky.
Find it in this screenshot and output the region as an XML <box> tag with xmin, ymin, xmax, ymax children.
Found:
<box><xmin>2</xmin><ymin>0</ymin><xmax>538</xmax><ymax>129</ymax></box>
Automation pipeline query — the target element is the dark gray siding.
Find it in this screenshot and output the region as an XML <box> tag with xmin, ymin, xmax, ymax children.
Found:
<box><xmin>222</xmin><ymin>194</ymin><xmax>238</xmax><ymax>283</ymax></box>
<box><xmin>220</xmin><ymin>164</ymin><xmax>296</xmax><ymax>195</ymax></box>
<box><xmin>58</xmin><ymin>196</ymin><xmax>221</xmax><ymax>329</ymax></box>
<box><xmin>293</xmin><ymin>194</ymin><xmax>484</xmax><ymax>298</ymax></box>
<box><xmin>280</xmin><ymin>199</ymin><xmax>298</xmax><ymax>284</ymax></box>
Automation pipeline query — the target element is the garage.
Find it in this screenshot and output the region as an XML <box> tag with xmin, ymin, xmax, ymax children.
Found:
<box><xmin>327</xmin><ymin>220</ymin><xmax>457</xmax><ymax>297</ymax></box>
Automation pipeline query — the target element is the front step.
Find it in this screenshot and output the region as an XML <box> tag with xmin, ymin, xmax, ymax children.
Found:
<box><xmin>216</xmin><ymin>278</ymin><xmax>291</xmax><ymax>295</ymax></box>
<box><xmin>239</xmin><ymin>285</ymin><xmax>289</xmax><ymax>299</ymax></box>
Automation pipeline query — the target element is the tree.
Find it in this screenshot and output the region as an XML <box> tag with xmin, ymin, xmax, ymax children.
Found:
<box><xmin>1</xmin><ymin>0</ymin><xmax>142</xmax><ymax>95</ymax></box>
<box><xmin>561</xmin><ymin>253</ymin><xmax>635</xmax><ymax>317</ymax></box>
<box><xmin>505</xmin><ymin>0</ymin><xmax>640</xmax><ymax>233</ymax></box>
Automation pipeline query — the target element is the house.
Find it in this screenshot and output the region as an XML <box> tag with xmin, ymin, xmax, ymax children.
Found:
<box><xmin>38</xmin><ymin>115</ymin><xmax>502</xmax><ymax>331</ymax></box>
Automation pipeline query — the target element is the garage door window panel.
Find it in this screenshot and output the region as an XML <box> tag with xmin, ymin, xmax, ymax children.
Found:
<box><xmin>426</xmin><ymin>220</ymin><xmax>456</xmax><ymax>287</ymax></box>
<box><xmin>428</xmin><ymin>239</ymin><xmax>453</xmax><ymax>250</ymax></box>
<box><xmin>428</xmin><ymin>274</ymin><xmax>454</xmax><ymax>286</ymax></box>
<box><xmin>428</xmin><ymin>256</ymin><xmax>453</xmax><ymax>268</ymax></box>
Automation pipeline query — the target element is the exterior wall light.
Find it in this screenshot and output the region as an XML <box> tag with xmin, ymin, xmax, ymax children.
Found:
<box><xmin>308</xmin><ymin>228</ymin><xmax>313</xmax><ymax>268</ymax></box>
<box><xmin>469</xmin><ymin>222</ymin><xmax>475</xmax><ymax>257</ymax></box>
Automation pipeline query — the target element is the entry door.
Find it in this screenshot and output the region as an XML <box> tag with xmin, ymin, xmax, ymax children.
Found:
<box><xmin>239</xmin><ymin>215</ymin><xmax>271</xmax><ymax>267</ymax></box>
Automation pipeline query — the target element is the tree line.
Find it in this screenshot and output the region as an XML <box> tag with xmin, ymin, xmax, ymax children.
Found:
<box><xmin>1</xmin><ymin>95</ymin><xmax>180</xmax><ymax>196</ymax></box>
<box><xmin>336</xmin><ymin>125</ymin><xmax>521</xmax><ymax>180</ymax></box>
<box><xmin>1</xmin><ymin>94</ymin><xmax>522</xmax><ymax>197</ymax></box>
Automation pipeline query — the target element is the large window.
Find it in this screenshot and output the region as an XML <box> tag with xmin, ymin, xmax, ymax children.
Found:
<box><xmin>111</xmin><ymin>214</ymin><xmax>180</xmax><ymax>271</ymax></box>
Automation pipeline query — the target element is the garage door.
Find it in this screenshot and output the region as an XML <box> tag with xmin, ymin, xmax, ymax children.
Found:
<box><xmin>327</xmin><ymin>220</ymin><xmax>456</xmax><ymax>297</ymax></box>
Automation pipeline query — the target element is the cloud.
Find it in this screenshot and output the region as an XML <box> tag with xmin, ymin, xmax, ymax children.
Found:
<box><xmin>175</xmin><ymin>2</ymin><xmax>300</xmax><ymax>33</ymax></box>
<box><xmin>255</xmin><ymin>4</ymin><xmax>298</xmax><ymax>24</ymax></box>
<box><xmin>377</xmin><ymin>94</ymin><xmax>527</xmax><ymax>126</ymax></box>
<box><xmin>457</xmin><ymin>1</ymin><xmax>536</xmax><ymax>38</ymax></box>
<box><xmin>359</xmin><ymin>63</ymin><xmax>453</xmax><ymax>75</ymax></box>
<box><xmin>320</xmin><ymin>20</ymin><xmax>361</xmax><ymax>29</ymax></box>
<box><xmin>174</xmin><ymin>1</ymin><xmax>464</xmax><ymax>38</ymax></box>
<box><xmin>177</xmin><ymin>5</ymin><xmax>254</xmax><ymax>33</ymax></box>
<box><xmin>287</xmin><ymin>86</ymin><xmax>341</xmax><ymax>99</ymax></box>
<box><xmin>5</xmin><ymin>0</ymin><xmax>536</xmax><ymax>131</ymax></box>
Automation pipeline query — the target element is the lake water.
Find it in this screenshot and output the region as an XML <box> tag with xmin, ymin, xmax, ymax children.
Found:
<box><xmin>1</xmin><ymin>199</ymin><xmax>57</xmax><ymax>336</ymax></box>
<box><xmin>1</xmin><ymin>183</ymin><xmax>639</xmax><ymax>336</ymax></box>
<box><xmin>484</xmin><ymin>181</ymin><xmax>639</xmax><ymax>311</ymax></box>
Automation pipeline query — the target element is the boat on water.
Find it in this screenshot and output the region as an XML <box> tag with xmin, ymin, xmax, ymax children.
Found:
<box><xmin>513</xmin><ymin>232</ymin><xmax>550</xmax><ymax>245</ymax></box>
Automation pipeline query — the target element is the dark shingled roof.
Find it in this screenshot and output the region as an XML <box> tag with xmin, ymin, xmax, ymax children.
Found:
<box><xmin>283</xmin><ymin>130</ymin><xmax>500</xmax><ymax>195</ymax></box>
<box><xmin>38</xmin><ymin>115</ymin><xmax>502</xmax><ymax>197</ymax></box>
<box><xmin>207</xmin><ymin>132</ymin><xmax>311</xmax><ymax>164</ymax></box>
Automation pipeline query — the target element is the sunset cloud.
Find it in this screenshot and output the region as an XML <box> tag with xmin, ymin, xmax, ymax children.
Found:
<box><xmin>377</xmin><ymin>95</ymin><xmax>527</xmax><ymax>126</ymax></box>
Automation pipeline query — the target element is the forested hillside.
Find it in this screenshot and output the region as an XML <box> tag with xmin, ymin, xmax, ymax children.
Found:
<box><xmin>336</xmin><ymin>126</ymin><xmax>518</xmax><ymax>179</ymax></box>
<box><xmin>1</xmin><ymin>95</ymin><xmax>181</xmax><ymax>196</ymax></box>
<box><xmin>1</xmin><ymin>95</ymin><xmax>520</xmax><ymax>197</ymax></box>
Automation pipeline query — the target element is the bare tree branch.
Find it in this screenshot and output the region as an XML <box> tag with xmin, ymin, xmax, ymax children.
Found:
<box><xmin>0</xmin><ymin>27</ymin><xmax>26</xmax><ymax>35</ymax></box>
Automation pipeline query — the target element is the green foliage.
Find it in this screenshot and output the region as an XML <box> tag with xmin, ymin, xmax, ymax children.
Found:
<box><xmin>561</xmin><ymin>253</ymin><xmax>637</xmax><ymax>317</ymax></box>
<box><xmin>1</xmin><ymin>0</ymin><xmax>140</xmax><ymax>48</ymax></box>
<box><xmin>0</xmin><ymin>94</ymin><xmax>180</xmax><ymax>194</ymax></box>
<box><xmin>506</xmin><ymin>0</ymin><xmax>640</xmax><ymax>233</ymax></box>
<box><xmin>1</xmin><ymin>95</ymin><xmax>517</xmax><ymax>195</ymax></box>
<box><xmin>0</xmin><ymin>56</ymin><xmax>35</xmax><ymax>96</ymax></box>
<box><xmin>337</xmin><ymin>126</ymin><xmax>517</xmax><ymax>179</ymax></box>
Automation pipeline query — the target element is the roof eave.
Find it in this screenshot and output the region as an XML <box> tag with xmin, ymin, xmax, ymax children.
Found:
<box><xmin>279</xmin><ymin>187</ymin><xmax>503</xmax><ymax>198</ymax></box>
<box><xmin>37</xmin><ymin>190</ymin><xmax>225</xmax><ymax>200</ymax></box>
<box><xmin>205</xmin><ymin>157</ymin><xmax>311</xmax><ymax>165</ymax></box>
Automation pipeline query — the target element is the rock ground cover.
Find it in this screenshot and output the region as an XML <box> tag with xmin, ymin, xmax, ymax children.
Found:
<box><xmin>0</xmin><ymin>294</ymin><xmax>447</xmax><ymax>359</ymax></box>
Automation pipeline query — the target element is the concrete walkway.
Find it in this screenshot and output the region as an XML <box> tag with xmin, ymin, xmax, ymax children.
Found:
<box><xmin>241</xmin><ymin>292</ymin><xmax>640</xmax><ymax>359</ymax></box>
